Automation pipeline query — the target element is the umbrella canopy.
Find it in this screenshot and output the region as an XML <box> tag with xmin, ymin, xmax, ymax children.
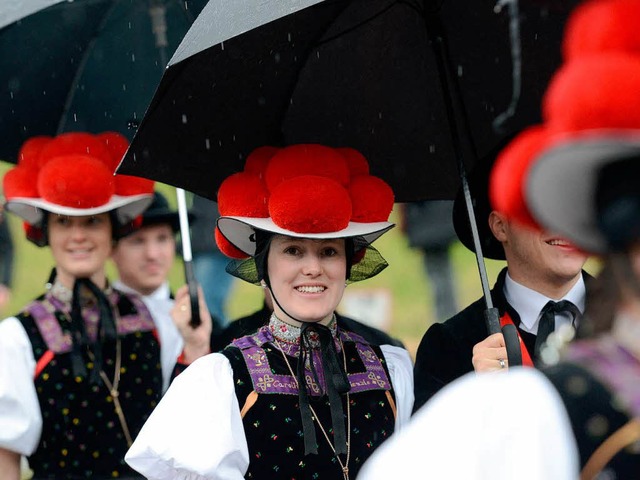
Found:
<box><xmin>117</xmin><ymin>0</ymin><xmax>579</xmax><ymax>202</ymax></box>
<box><xmin>0</xmin><ymin>0</ymin><xmax>208</xmax><ymax>162</ymax></box>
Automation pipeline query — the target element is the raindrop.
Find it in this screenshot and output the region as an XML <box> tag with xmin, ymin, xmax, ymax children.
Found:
<box><xmin>128</xmin><ymin>21</ymin><xmax>132</xmax><ymax>30</ymax></box>
<box><xmin>288</xmin><ymin>33</ymin><xmax>292</xmax><ymax>42</ymax></box>
<box><xmin>378</xmin><ymin>112</ymin><xmax>383</xmax><ymax>119</ymax></box>
<box><xmin>73</xmin><ymin>113</ymin><xmax>77</xmax><ymax>122</ymax></box>
<box><xmin>128</xmin><ymin>120</ymin><xmax>139</xmax><ymax>130</ymax></box>
<box><xmin>182</xmin><ymin>114</ymin><xmax>188</xmax><ymax>124</ymax></box>
<box><xmin>131</xmin><ymin>53</ymin><xmax>136</xmax><ymax>62</ymax></box>
<box><xmin>122</xmin><ymin>84</ymin><xmax>127</xmax><ymax>92</ymax></box>
<box><xmin>457</xmin><ymin>65</ymin><xmax>463</xmax><ymax>77</ymax></box>
<box><xmin>205</xmin><ymin>138</ymin><xmax>211</xmax><ymax>150</ymax></box>
<box><xmin>274</xmin><ymin>52</ymin><xmax>281</xmax><ymax>63</ymax></box>
<box><xmin>220</xmin><ymin>41</ymin><xmax>225</xmax><ymax>51</ymax></box>
<box><xmin>218</xmin><ymin>140</ymin><xmax>223</xmax><ymax>147</ymax></box>
<box><xmin>9</xmin><ymin>92</ymin><xmax>13</xmax><ymax>99</ymax></box>
<box><xmin>316</xmin><ymin>51</ymin><xmax>320</xmax><ymax>59</ymax></box>
<box><xmin>232</xmin><ymin>135</ymin><xmax>236</xmax><ymax>142</ymax></box>
<box><xmin>429</xmin><ymin>145</ymin><xmax>436</xmax><ymax>153</ymax></box>
<box><xmin>42</xmin><ymin>90</ymin><xmax>46</xmax><ymax>96</ymax></box>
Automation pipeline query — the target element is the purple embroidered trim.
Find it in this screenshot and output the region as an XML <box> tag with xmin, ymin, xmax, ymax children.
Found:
<box><xmin>564</xmin><ymin>336</ymin><xmax>640</xmax><ymax>418</ymax></box>
<box><xmin>25</xmin><ymin>291</ymin><xmax>156</xmax><ymax>354</ymax></box>
<box><xmin>233</xmin><ymin>327</ymin><xmax>391</xmax><ymax>396</ymax></box>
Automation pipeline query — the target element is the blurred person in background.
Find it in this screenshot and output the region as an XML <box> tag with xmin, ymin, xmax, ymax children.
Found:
<box><xmin>0</xmin><ymin>132</ymin><xmax>211</xmax><ymax>479</ymax></box>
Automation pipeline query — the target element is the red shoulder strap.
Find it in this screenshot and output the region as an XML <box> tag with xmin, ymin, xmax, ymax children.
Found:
<box><xmin>499</xmin><ymin>312</ymin><xmax>534</xmax><ymax>367</ymax></box>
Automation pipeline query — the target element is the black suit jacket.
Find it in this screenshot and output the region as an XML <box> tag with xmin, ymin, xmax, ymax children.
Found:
<box><xmin>413</xmin><ymin>267</ymin><xmax>591</xmax><ymax>413</ymax></box>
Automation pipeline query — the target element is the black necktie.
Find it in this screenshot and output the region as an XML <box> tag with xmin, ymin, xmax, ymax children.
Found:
<box><xmin>534</xmin><ymin>300</ymin><xmax>581</xmax><ymax>360</ymax></box>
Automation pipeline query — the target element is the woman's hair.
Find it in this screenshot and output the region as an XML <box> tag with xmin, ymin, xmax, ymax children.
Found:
<box><xmin>581</xmin><ymin>251</ymin><xmax>640</xmax><ymax>336</ymax></box>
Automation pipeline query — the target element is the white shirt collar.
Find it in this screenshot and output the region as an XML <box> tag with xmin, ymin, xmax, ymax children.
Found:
<box><xmin>503</xmin><ymin>272</ymin><xmax>586</xmax><ymax>333</ymax></box>
<box><xmin>112</xmin><ymin>280</ymin><xmax>171</xmax><ymax>302</ymax></box>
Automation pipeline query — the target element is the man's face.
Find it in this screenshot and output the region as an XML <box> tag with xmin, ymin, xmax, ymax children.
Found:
<box><xmin>112</xmin><ymin>223</ymin><xmax>176</xmax><ymax>295</ymax></box>
<box><xmin>490</xmin><ymin>212</ymin><xmax>588</xmax><ymax>295</ymax></box>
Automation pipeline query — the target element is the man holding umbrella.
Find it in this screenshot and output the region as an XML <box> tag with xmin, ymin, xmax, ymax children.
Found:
<box><xmin>412</xmin><ymin>136</ymin><xmax>590</xmax><ymax>412</ymax></box>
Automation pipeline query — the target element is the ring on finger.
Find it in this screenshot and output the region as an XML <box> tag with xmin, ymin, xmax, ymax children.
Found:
<box><xmin>498</xmin><ymin>358</ymin><xmax>506</xmax><ymax>369</ymax></box>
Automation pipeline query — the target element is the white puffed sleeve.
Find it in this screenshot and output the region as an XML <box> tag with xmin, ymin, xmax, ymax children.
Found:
<box><xmin>0</xmin><ymin>317</ymin><xmax>42</xmax><ymax>455</ymax></box>
<box><xmin>357</xmin><ymin>367</ymin><xmax>579</xmax><ymax>480</ymax></box>
<box><xmin>125</xmin><ymin>353</ymin><xmax>249</xmax><ymax>480</ymax></box>
<box><xmin>380</xmin><ymin>344</ymin><xmax>414</xmax><ymax>430</ymax></box>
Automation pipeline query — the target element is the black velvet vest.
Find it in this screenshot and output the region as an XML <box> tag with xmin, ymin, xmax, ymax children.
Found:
<box><xmin>221</xmin><ymin>327</ymin><xmax>397</xmax><ymax>479</ymax></box>
<box><xmin>18</xmin><ymin>289</ymin><xmax>163</xmax><ymax>479</ymax></box>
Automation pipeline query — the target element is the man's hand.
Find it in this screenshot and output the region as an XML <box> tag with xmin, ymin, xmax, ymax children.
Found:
<box><xmin>472</xmin><ymin>332</ymin><xmax>508</xmax><ymax>372</ymax></box>
<box><xmin>171</xmin><ymin>285</ymin><xmax>213</xmax><ymax>364</ymax></box>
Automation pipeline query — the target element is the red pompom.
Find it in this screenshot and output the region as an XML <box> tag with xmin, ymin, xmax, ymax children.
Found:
<box><xmin>269</xmin><ymin>175</ymin><xmax>352</xmax><ymax>233</ymax></box>
<box><xmin>337</xmin><ymin>147</ymin><xmax>370</xmax><ymax>178</ymax></box>
<box><xmin>489</xmin><ymin>126</ymin><xmax>549</xmax><ymax>229</ymax></box>
<box><xmin>264</xmin><ymin>144</ymin><xmax>350</xmax><ymax>191</ymax></box>
<box><xmin>215</xmin><ymin>226</ymin><xmax>249</xmax><ymax>259</ymax></box>
<box><xmin>3</xmin><ymin>167</ymin><xmax>40</xmax><ymax>199</ymax></box>
<box><xmin>98</xmin><ymin>131</ymin><xmax>130</xmax><ymax>172</ymax></box>
<box><xmin>18</xmin><ymin>136</ymin><xmax>52</xmax><ymax>170</ymax></box>
<box><xmin>114</xmin><ymin>174</ymin><xmax>155</xmax><ymax>196</ymax></box>
<box><xmin>349</xmin><ymin>175</ymin><xmax>394</xmax><ymax>222</ymax></box>
<box><xmin>544</xmin><ymin>55</ymin><xmax>640</xmax><ymax>133</ymax></box>
<box><xmin>244</xmin><ymin>146</ymin><xmax>279</xmax><ymax>179</ymax></box>
<box><xmin>38</xmin><ymin>156</ymin><xmax>115</xmax><ymax>208</ymax></box>
<box><xmin>217</xmin><ymin>172</ymin><xmax>269</xmax><ymax>217</ymax></box>
<box><xmin>38</xmin><ymin>132</ymin><xmax>112</xmax><ymax>170</ymax></box>
<box><xmin>563</xmin><ymin>0</ymin><xmax>640</xmax><ymax>60</ymax></box>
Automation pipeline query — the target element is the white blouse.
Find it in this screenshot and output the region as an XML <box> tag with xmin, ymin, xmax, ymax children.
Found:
<box><xmin>0</xmin><ymin>298</ymin><xmax>185</xmax><ymax>456</ymax></box>
<box><xmin>356</xmin><ymin>367</ymin><xmax>579</xmax><ymax>480</ymax></box>
<box><xmin>125</xmin><ymin>344</ymin><xmax>414</xmax><ymax>480</ymax></box>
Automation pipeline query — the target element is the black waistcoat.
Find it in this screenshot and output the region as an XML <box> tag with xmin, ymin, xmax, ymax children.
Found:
<box><xmin>17</xmin><ymin>289</ymin><xmax>163</xmax><ymax>479</ymax></box>
<box><xmin>221</xmin><ymin>327</ymin><xmax>397</xmax><ymax>479</ymax></box>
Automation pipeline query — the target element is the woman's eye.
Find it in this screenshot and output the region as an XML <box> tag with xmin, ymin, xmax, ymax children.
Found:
<box><xmin>322</xmin><ymin>248</ymin><xmax>337</xmax><ymax>257</ymax></box>
<box><xmin>284</xmin><ymin>246</ymin><xmax>300</xmax><ymax>255</ymax></box>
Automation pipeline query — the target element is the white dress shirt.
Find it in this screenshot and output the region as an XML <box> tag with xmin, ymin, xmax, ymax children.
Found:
<box><xmin>504</xmin><ymin>272</ymin><xmax>586</xmax><ymax>335</ymax></box>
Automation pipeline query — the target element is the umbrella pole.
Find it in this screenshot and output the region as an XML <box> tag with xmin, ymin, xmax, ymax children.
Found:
<box><xmin>424</xmin><ymin>6</ymin><xmax>523</xmax><ymax>366</ymax></box>
<box><xmin>176</xmin><ymin>188</ymin><xmax>201</xmax><ymax>328</ymax></box>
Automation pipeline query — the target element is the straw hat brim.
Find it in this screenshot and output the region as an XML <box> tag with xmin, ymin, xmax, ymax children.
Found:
<box><xmin>217</xmin><ymin>216</ymin><xmax>395</xmax><ymax>256</ymax></box>
<box><xmin>6</xmin><ymin>194</ymin><xmax>153</xmax><ymax>226</ymax></box>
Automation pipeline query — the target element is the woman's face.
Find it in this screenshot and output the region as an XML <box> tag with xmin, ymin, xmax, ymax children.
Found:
<box><xmin>48</xmin><ymin>213</ymin><xmax>112</xmax><ymax>288</ymax></box>
<box><xmin>266</xmin><ymin>235</ymin><xmax>348</xmax><ymax>325</ymax></box>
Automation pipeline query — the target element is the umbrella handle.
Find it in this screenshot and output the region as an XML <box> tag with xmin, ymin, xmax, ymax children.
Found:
<box><xmin>484</xmin><ymin>307</ymin><xmax>523</xmax><ymax>367</ymax></box>
<box><xmin>501</xmin><ymin>324</ymin><xmax>523</xmax><ymax>367</ymax></box>
<box><xmin>176</xmin><ymin>188</ymin><xmax>201</xmax><ymax>328</ymax></box>
<box><xmin>184</xmin><ymin>260</ymin><xmax>201</xmax><ymax>328</ymax></box>
<box><xmin>483</xmin><ymin>307</ymin><xmax>501</xmax><ymax>335</ymax></box>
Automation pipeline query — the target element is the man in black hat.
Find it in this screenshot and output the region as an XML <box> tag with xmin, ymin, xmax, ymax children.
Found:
<box><xmin>412</xmin><ymin>137</ymin><xmax>591</xmax><ymax>413</ymax></box>
<box><xmin>112</xmin><ymin>191</ymin><xmax>185</xmax><ymax>392</ymax></box>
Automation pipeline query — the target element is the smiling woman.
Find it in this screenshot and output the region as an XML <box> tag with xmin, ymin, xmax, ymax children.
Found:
<box><xmin>0</xmin><ymin>132</ymin><xmax>212</xmax><ymax>480</ymax></box>
<box><xmin>125</xmin><ymin>144</ymin><xmax>414</xmax><ymax>480</ymax></box>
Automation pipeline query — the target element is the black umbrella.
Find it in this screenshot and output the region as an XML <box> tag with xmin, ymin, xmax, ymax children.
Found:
<box><xmin>117</xmin><ymin>0</ymin><xmax>578</xmax><ymax>360</ymax></box>
<box><xmin>0</xmin><ymin>0</ymin><xmax>210</xmax><ymax>325</ymax></box>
